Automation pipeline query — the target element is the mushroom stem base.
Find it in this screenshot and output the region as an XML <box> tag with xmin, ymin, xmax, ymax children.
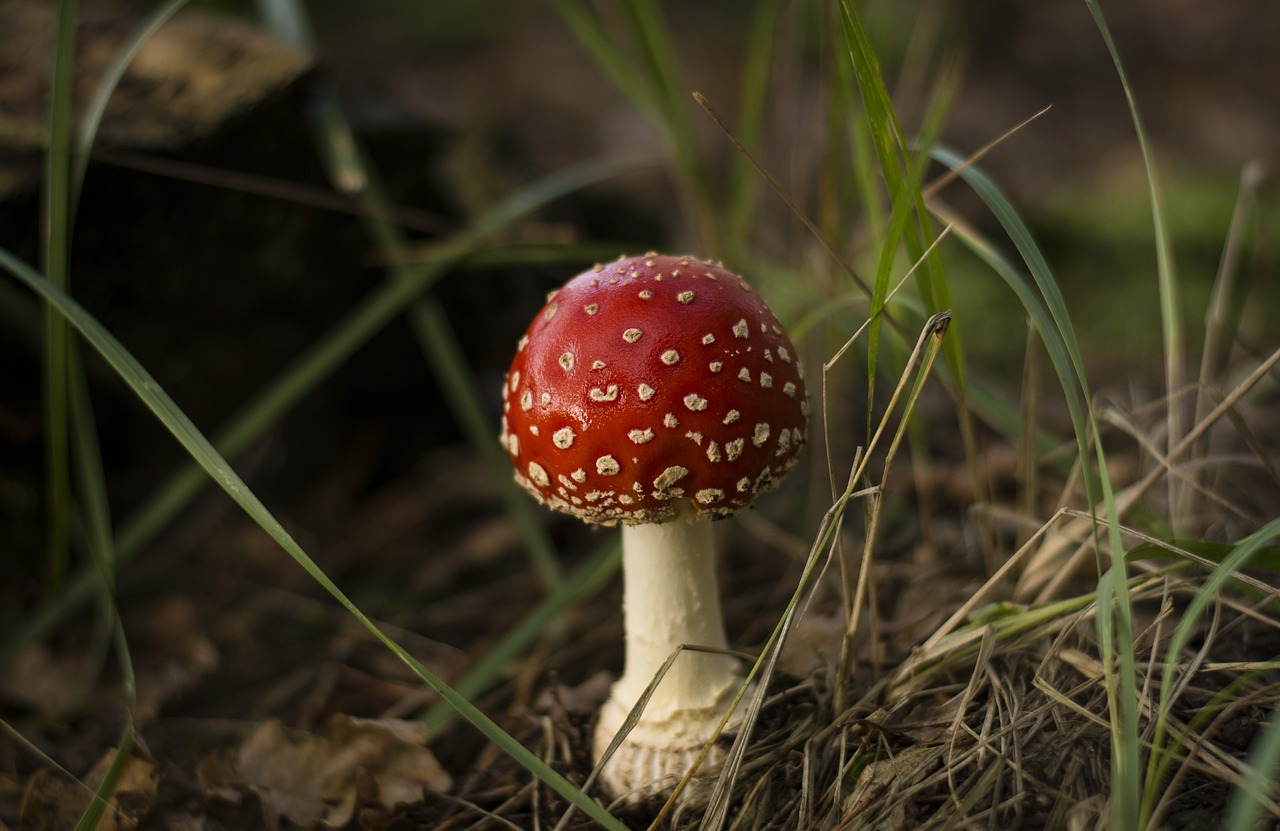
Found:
<box><xmin>592</xmin><ymin>686</ymin><xmax>750</xmax><ymax>804</ymax></box>
<box><xmin>592</xmin><ymin>511</ymin><xmax>746</xmax><ymax>802</ymax></box>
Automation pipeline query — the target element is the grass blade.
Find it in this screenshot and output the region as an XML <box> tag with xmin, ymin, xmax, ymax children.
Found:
<box><xmin>929</xmin><ymin>145</ymin><xmax>1140</xmax><ymax>827</ymax></box>
<box><xmin>724</xmin><ymin>0</ymin><xmax>787</xmax><ymax>261</ymax></box>
<box><xmin>554</xmin><ymin>0</ymin><xmax>719</xmax><ymax>252</ymax></box>
<box><xmin>0</xmin><ymin>158</ymin><xmax>642</xmax><ymax>673</ymax></box>
<box><xmin>70</xmin><ymin>0</ymin><xmax>190</xmax><ymax>213</ymax></box>
<box><xmin>1145</xmin><ymin>517</ymin><xmax>1280</xmax><ymax>825</ymax></box>
<box><xmin>0</xmin><ymin>247</ymin><xmax>628</xmax><ymax>831</ymax></box>
<box><xmin>422</xmin><ymin>539</ymin><xmax>621</xmax><ymax>734</ymax></box>
<box><xmin>1083</xmin><ymin>0</ymin><xmax>1184</xmax><ymax>526</ymax></box>
<box><xmin>296</xmin><ymin>75</ymin><xmax>565</xmax><ymax>593</ymax></box>
<box><xmin>836</xmin><ymin>3</ymin><xmax>988</xmax><ymax>566</ymax></box>
<box><xmin>42</xmin><ymin>0</ymin><xmax>79</xmax><ymax>591</ymax></box>
<box><xmin>1226</xmin><ymin>670</ymin><xmax>1280</xmax><ymax>831</ymax></box>
<box><xmin>837</xmin><ymin>0</ymin><xmax>904</xmax><ymax>421</ymax></box>
<box><xmin>929</xmin><ymin>147</ymin><xmax>1089</xmax><ymax>460</ymax></box>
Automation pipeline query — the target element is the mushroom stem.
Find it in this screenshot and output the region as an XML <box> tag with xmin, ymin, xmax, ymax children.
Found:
<box><xmin>592</xmin><ymin>508</ymin><xmax>744</xmax><ymax>800</ymax></box>
<box><xmin>611</xmin><ymin>515</ymin><xmax>739</xmax><ymax>713</ymax></box>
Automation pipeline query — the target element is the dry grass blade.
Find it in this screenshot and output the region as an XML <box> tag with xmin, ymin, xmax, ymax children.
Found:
<box><xmin>92</xmin><ymin>147</ymin><xmax>452</xmax><ymax>233</ymax></box>
<box><xmin>845</xmin><ymin>564</ymin><xmax>1280</xmax><ymax>830</ymax></box>
<box><xmin>541</xmin><ymin>313</ymin><xmax>950</xmax><ymax>830</ymax></box>
<box><xmin>820</xmin><ymin>228</ymin><xmax>953</xmax><ymax>501</ymax></box>
<box><xmin>920</xmin><ymin>507</ymin><xmax>1075</xmax><ymax>654</ymax></box>
<box><xmin>1016</xmin><ymin>342</ymin><xmax>1280</xmax><ymax>602</ymax></box>
<box><xmin>920</xmin><ymin>106</ymin><xmax>1051</xmax><ymax>201</ymax></box>
<box><xmin>692</xmin><ymin>91</ymin><xmax>874</xmax><ymax>302</ymax></box>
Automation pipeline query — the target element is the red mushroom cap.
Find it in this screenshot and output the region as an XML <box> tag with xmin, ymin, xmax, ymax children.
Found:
<box><xmin>500</xmin><ymin>253</ymin><xmax>808</xmax><ymax>526</ymax></box>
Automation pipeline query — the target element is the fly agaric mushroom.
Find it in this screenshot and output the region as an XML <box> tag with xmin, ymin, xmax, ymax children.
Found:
<box><xmin>500</xmin><ymin>253</ymin><xmax>808</xmax><ymax>802</ymax></box>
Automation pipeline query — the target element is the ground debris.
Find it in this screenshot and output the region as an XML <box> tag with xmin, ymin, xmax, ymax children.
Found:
<box><xmin>18</xmin><ymin>748</ymin><xmax>156</xmax><ymax>831</ymax></box>
<box><xmin>196</xmin><ymin>715</ymin><xmax>451</xmax><ymax>830</ymax></box>
<box><xmin>843</xmin><ymin>744</ymin><xmax>946</xmax><ymax>827</ymax></box>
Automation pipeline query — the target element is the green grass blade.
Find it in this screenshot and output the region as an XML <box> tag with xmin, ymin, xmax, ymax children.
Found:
<box><xmin>42</xmin><ymin>310</ymin><xmax>71</xmax><ymax>590</ymax></box>
<box><xmin>41</xmin><ymin>0</ymin><xmax>79</xmax><ymax>591</ymax></box>
<box><xmin>725</xmin><ymin>0</ymin><xmax>786</xmax><ymax>261</ymax></box>
<box><xmin>616</xmin><ymin>0</ymin><xmax>718</xmax><ymax>250</ymax></box>
<box><xmin>553</xmin><ymin>0</ymin><xmax>654</xmax><ymax>118</ymax></box>
<box><xmin>935</xmin><ymin>220</ymin><xmax>1081</xmax><ymax>458</ymax></box>
<box><xmin>1146</xmin><ymin>518</ymin><xmax>1280</xmax><ymax>823</ymax></box>
<box><xmin>616</xmin><ymin>0</ymin><xmax>691</xmax><ymax>145</ymax></box>
<box><xmin>72</xmin><ymin>723</ymin><xmax>135</xmax><ymax>831</ymax></box>
<box><xmin>469</xmin><ymin>156</ymin><xmax>661</xmax><ymax>243</ymax></box>
<box><xmin>295</xmin><ymin>80</ymin><xmax>652</xmax><ymax>596</ymax></box>
<box><xmin>1126</xmin><ymin>539</ymin><xmax>1280</xmax><ymax>571</ymax></box>
<box><xmin>837</xmin><ymin>3</ymin><xmax>973</xmax><ymax>513</ymax></box>
<box><xmin>828</xmin><ymin>8</ymin><xmax>882</xmax><ymax>244</ymax></box>
<box><xmin>930</xmin><ymin>145</ymin><xmax>1139</xmax><ymax>828</ymax></box>
<box><xmin>1083</xmin><ymin>0</ymin><xmax>1184</xmax><ymax>509</ymax></box>
<box><xmin>1093</xmin><ymin>554</ymin><xmax>1141</xmax><ymax>828</ymax></box>
<box><xmin>405</xmin><ymin>294</ymin><xmax>567</xmax><ymax>583</ymax></box>
<box><xmin>70</xmin><ymin>0</ymin><xmax>190</xmax><ymax>212</ymax></box>
<box><xmin>1225</xmin><ymin>674</ymin><xmax>1280</xmax><ymax>831</ymax></box>
<box><xmin>837</xmin><ymin>0</ymin><xmax>902</xmax><ymax>420</ymax></box>
<box><xmin>298</xmin><ymin>82</ymin><xmax>564</xmax><ymax>593</ymax></box>
<box><xmin>298</xmin><ymin>84</ymin><xmax>652</xmax><ymax>595</ymax></box>
<box><xmin>872</xmin><ymin>77</ymin><xmax>955</xmax><ymax>426</ymax></box>
<box><xmin>932</xmin><ymin>146</ymin><xmax>1128</xmax><ymax>556</ymax></box>
<box><xmin>838</xmin><ymin>0</ymin><xmax>905</xmax><ymax>189</ymax></box>
<box><xmin>0</xmin><ymin>160</ymin><xmax>641</xmax><ymax>673</ymax></box>
<box><xmin>69</xmin><ymin>317</ymin><xmax>139</xmax><ymax>831</ymax></box>
<box><xmin>553</xmin><ymin>0</ymin><xmax>719</xmax><ymax>252</ymax></box>
<box><xmin>68</xmin><ymin>349</ymin><xmax>126</xmax><ymax>692</ymax></box>
<box><xmin>1</xmin><ymin>248</ymin><xmax>628</xmax><ymax>831</ymax></box>
<box><xmin>431</xmin><ymin>240</ymin><xmax>632</xmax><ymax>269</ymax></box>
<box><xmin>929</xmin><ymin>147</ymin><xmax>1090</xmax><ymax>447</ymax></box>
<box><xmin>0</xmin><ymin>247</ymin><xmax>452</xmax><ymax>672</ymax></box>
<box><xmin>422</xmin><ymin>539</ymin><xmax>621</xmax><ymax>734</ymax></box>
<box><xmin>68</xmin><ymin>353</ymin><xmax>113</xmax><ymax>580</ymax></box>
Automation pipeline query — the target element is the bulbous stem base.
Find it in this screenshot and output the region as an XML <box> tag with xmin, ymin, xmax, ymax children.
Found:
<box><xmin>591</xmin><ymin>513</ymin><xmax>746</xmax><ymax>803</ymax></box>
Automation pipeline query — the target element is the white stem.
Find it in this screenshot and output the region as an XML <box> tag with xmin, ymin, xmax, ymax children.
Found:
<box><xmin>605</xmin><ymin>513</ymin><xmax>740</xmax><ymax>729</ymax></box>
<box><xmin>591</xmin><ymin>512</ymin><xmax>749</xmax><ymax>802</ymax></box>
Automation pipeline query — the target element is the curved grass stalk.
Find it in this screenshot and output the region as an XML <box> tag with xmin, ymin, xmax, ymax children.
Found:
<box><xmin>69</xmin><ymin>0</ymin><xmax>191</xmax><ymax>213</ymax></box>
<box><xmin>0</xmin><ymin>248</ymin><xmax>628</xmax><ymax>831</ymax></box>
<box><xmin>928</xmin><ymin>144</ymin><xmax>1139</xmax><ymax>830</ymax></box>
<box><xmin>0</xmin><ymin>166</ymin><xmax>641</xmax><ymax>675</ymax></box>
<box><xmin>37</xmin><ymin>8</ymin><xmax>185</xmax><ymax>827</ymax></box>
<box><xmin>1083</xmin><ymin>0</ymin><xmax>1184</xmax><ymax>532</ymax></box>
<box><xmin>421</xmin><ymin>538</ymin><xmax>621</xmax><ymax>735</ymax></box>
<box><xmin>837</xmin><ymin>1</ymin><xmax>955</xmax><ymax>425</ymax></box>
<box><xmin>69</xmin><ymin>349</ymin><xmax>143</xmax><ymax>831</ymax></box>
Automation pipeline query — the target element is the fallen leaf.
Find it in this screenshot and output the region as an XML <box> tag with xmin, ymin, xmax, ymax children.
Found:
<box><xmin>18</xmin><ymin>749</ymin><xmax>156</xmax><ymax>831</ymax></box>
<box><xmin>0</xmin><ymin>645</ymin><xmax>96</xmax><ymax>716</ymax></box>
<box><xmin>200</xmin><ymin>714</ymin><xmax>451</xmax><ymax>829</ymax></box>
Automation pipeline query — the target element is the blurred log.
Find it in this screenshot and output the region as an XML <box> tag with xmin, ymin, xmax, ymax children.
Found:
<box><xmin>0</xmin><ymin>2</ymin><xmax>311</xmax><ymax>198</ymax></box>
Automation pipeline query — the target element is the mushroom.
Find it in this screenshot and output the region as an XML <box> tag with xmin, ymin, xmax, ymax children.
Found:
<box><xmin>500</xmin><ymin>253</ymin><xmax>808</xmax><ymax>802</ymax></box>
